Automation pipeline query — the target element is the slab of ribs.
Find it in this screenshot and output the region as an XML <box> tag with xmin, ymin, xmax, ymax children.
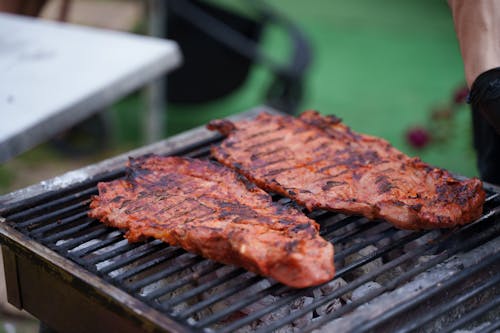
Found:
<box><xmin>89</xmin><ymin>155</ymin><xmax>335</xmax><ymax>288</ymax></box>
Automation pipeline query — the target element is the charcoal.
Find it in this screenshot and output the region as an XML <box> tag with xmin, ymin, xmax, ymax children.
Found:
<box><xmin>314</xmin><ymin>298</ymin><xmax>342</xmax><ymax>316</ymax></box>
<box><xmin>351</xmin><ymin>281</ymin><xmax>382</xmax><ymax>302</ymax></box>
<box><xmin>346</xmin><ymin>245</ymin><xmax>383</xmax><ymax>278</ymax></box>
<box><xmin>290</xmin><ymin>296</ymin><xmax>314</xmax><ymax>328</ymax></box>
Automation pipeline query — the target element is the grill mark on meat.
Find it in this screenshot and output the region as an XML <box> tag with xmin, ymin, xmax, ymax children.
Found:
<box><xmin>242</xmin><ymin>125</ymin><xmax>286</xmax><ymax>139</ymax></box>
<box><xmin>263</xmin><ymin>167</ymin><xmax>295</xmax><ymax>177</ymax></box>
<box><xmin>259</xmin><ymin>158</ymin><xmax>328</xmax><ymax>178</ymax></box>
<box><xmin>208</xmin><ymin>110</ymin><xmax>486</xmax><ymax>230</ymax></box>
<box><xmin>410</xmin><ymin>204</ymin><xmax>423</xmax><ymax>212</ymax></box>
<box><xmin>279</xmin><ymin>165</ymin><xmax>348</xmax><ymax>181</ymax></box>
<box><xmin>155</xmin><ymin>197</ymin><xmax>192</xmax><ymax>213</ymax></box>
<box><xmin>111</xmin><ymin>195</ymin><xmax>124</xmax><ymax>203</ymax></box>
<box><xmin>317</xmin><ymin>164</ymin><xmax>351</xmax><ymax>175</ymax></box>
<box><xmin>292</xmin><ymin>223</ymin><xmax>316</xmax><ymax>233</ymax></box>
<box><xmin>321</xmin><ymin>148</ymin><xmax>384</xmax><ymax>168</ymax></box>
<box><xmin>312</xmin><ymin>142</ymin><xmax>330</xmax><ymax>153</ymax></box>
<box><xmin>250</xmin><ymin>146</ymin><xmax>289</xmax><ymax>160</ymax></box>
<box><xmin>88</xmin><ymin>155</ymin><xmax>334</xmax><ymax>288</ymax></box>
<box><xmin>252</xmin><ymin>157</ymin><xmax>295</xmax><ymax>171</ymax></box>
<box><xmin>322</xmin><ymin>181</ymin><xmax>347</xmax><ymax>191</ymax></box>
<box><xmin>243</xmin><ymin>137</ymin><xmax>283</xmax><ymax>152</ymax></box>
<box><xmin>240</xmin><ymin>128</ymin><xmax>284</xmax><ymax>143</ymax></box>
<box><xmin>375</xmin><ymin>175</ymin><xmax>394</xmax><ymax>194</ymax></box>
<box><xmin>435</xmin><ymin>183</ymin><xmax>477</xmax><ymax>206</ymax></box>
<box><xmin>292</xmin><ymin>127</ymin><xmax>308</xmax><ymax>135</ymax></box>
<box><xmin>216</xmin><ymin>201</ymin><xmax>263</xmax><ymax>221</ymax></box>
<box><xmin>295</xmin><ymin>158</ymin><xmax>329</xmax><ymax>169</ymax></box>
<box><xmin>171</xmin><ymin>203</ymin><xmax>214</xmax><ymax>221</ymax></box>
<box><xmin>304</xmin><ymin>135</ymin><xmax>321</xmax><ymax>144</ymax></box>
<box><xmin>285</xmin><ymin>240</ymin><xmax>299</xmax><ymax>253</ymax></box>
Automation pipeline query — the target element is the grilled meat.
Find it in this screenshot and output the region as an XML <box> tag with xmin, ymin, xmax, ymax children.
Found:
<box><xmin>88</xmin><ymin>155</ymin><xmax>335</xmax><ymax>288</ymax></box>
<box><xmin>208</xmin><ymin>111</ymin><xmax>486</xmax><ymax>230</ymax></box>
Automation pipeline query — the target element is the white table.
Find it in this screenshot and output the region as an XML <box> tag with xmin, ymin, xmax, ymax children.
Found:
<box><xmin>0</xmin><ymin>13</ymin><xmax>182</xmax><ymax>163</ymax></box>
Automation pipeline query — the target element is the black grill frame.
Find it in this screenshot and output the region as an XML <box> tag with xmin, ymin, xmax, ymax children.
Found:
<box><xmin>0</xmin><ymin>107</ymin><xmax>499</xmax><ymax>333</ymax></box>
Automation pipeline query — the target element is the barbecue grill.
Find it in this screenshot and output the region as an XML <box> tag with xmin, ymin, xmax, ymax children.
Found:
<box><xmin>0</xmin><ymin>107</ymin><xmax>499</xmax><ymax>333</ymax></box>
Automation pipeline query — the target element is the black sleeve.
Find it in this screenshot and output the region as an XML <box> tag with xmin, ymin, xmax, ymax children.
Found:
<box><xmin>468</xmin><ymin>67</ymin><xmax>500</xmax><ymax>134</ymax></box>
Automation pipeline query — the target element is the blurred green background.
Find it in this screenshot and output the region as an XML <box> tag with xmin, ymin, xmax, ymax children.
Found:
<box><xmin>0</xmin><ymin>0</ymin><xmax>477</xmax><ymax>195</ymax></box>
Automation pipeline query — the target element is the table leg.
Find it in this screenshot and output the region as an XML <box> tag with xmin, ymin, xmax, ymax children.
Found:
<box><xmin>146</xmin><ymin>0</ymin><xmax>168</xmax><ymax>143</ymax></box>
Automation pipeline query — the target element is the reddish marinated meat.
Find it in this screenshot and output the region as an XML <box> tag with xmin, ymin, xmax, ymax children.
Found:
<box><xmin>88</xmin><ymin>155</ymin><xmax>334</xmax><ymax>288</ymax></box>
<box><xmin>208</xmin><ymin>111</ymin><xmax>486</xmax><ymax>230</ymax></box>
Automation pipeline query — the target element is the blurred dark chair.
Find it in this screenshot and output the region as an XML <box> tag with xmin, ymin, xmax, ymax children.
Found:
<box><xmin>165</xmin><ymin>0</ymin><xmax>312</xmax><ymax>114</ymax></box>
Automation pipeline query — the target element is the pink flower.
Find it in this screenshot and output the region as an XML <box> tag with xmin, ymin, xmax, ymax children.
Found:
<box><xmin>406</xmin><ymin>127</ymin><xmax>431</xmax><ymax>149</ymax></box>
<box><xmin>453</xmin><ymin>86</ymin><xmax>468</xmax><ymax>104</ymax></box>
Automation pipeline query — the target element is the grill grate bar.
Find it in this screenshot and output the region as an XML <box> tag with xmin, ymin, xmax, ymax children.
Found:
<box><xmin>328</xmin><ymin>218</ymin><xmax>382</xmax><ymax>244</ymax></box>
<box><xmin>5</xmin><ymin>187</ymin><xmax>96</xmax><ymax>222</ymax></box>
<box><xmin>354</xmin><ymin>252</ymin><xmax>500</xmax><ymax>333</ymax></box>
<box><xmin>67</xmin><ymin>231</ymin><xmax>124</xmax><ymax>257</ymax></box>
<box><xmin>163</xmin><ymin>135</ymin><xmax>222</xmax><ymax>159</ymax></box>
<box><xmin>485</xmin><ymin>192</ymin><xmax>499</xmax><ymax>202</ymax></box>
<box><xmin>15</xmin><ymin>200</ymin><xmax>91</xmax><ymax>229</ymax></box>
<box><xmin>334</xmin><ymin>230</ymin><xmax>424</xmax><ymax>276</ymax></box>
<box><xmin>142</xmin><ymin>261</ymin><xmax>224</xmax><ymax>301</ymax></box>
<box><xmin>97</xmin><ymin>241</ymin><xmax>167</xmax><ymax>275</ymax></box>
<box><xmin>111</xmin><ymin>247</ymin><xmax>185</xmax><ymax>283</ymax></box>
<box><xmin>181</xmin><ymin>145</ymin><xmax>213</xmax><ymax>158</ymax></box>
<box><xmin>84</xmin><ymin>240</ymin><xmax>145</xmax><ymax>265</ymax></box>
<box><xmin>477</xmin><ymin>206</ymin><xmax>500</xmax><ymax>225</ymax></box>
<box><xmin>126</xmin><ymin>255</ymin><xmax>203</xmax><ymax>293</ymax></box>
<box><xmin>177</xmin><ymin>274</ymin><xmax>265</xmax><ymax>321</ymax></box>
<box><xmin>1</xmin><ymin>185</ymin><xmax>101</xmax><ymax>219</ymax></box>
<box><xmin>161</xmin><ymin>267</ymin><xmax>247</xmax><ymax>309</ymax></box>
<box><xmin>53</xmin><ymin>225</ymin><xmax>111</xmax><ymax>252</ymax></box>
<box><xmin>193</xmin><ymin>282</ymin><xmax>283</xmax><ymax>329</ymax></box>
<box><xmin>440</xmin><ymin>297</ymin><xmax>500</xmax><ymax>333</ymax></box>
<box><xmin>29</xmin><ymin>211</ymin><xmax>90</xmax><ymax>236</ymax></box>
<box><xmin>331</xmin><ymin>226</ymin><xmax>397</xmax><ymax>262</ymax></box>
<box><xmin>406</xmin><ymin>277</ymin><xmax>499</xmax><ymax>333</ymax></box>
<box><xmin>41</xmin><ymin>218</ymin><xmax>98</xmax><ymax>243</ymax></box>
<box><xmin>482</xmin><ymin>318</ymin><xmax>500</xmax><ymax>333</ymax></box>
<box><xmin>317</xmin><ymin>214</ymin><xmax>359</xmax><ymax>235</ymax></box>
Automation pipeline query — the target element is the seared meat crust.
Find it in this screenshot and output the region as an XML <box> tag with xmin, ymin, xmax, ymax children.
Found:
<box><xmin>88</xmin><ymin>155</ymin><xmax>334</xmax><ymax>288</ymax></box>
<box><xmin>208</xmin><ymin>111</ymin><xmax>486</xmax><ymax>229</ymax></box>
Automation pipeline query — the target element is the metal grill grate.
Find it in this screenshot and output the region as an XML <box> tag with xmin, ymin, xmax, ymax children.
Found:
<box><xmin>0</xmin><ymin>117</ymin><xmax>499</xmax><ymax>332</ymax></box>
